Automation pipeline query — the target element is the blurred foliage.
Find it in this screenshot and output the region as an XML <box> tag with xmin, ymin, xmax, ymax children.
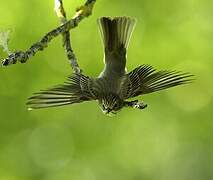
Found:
<box><xmin>0</xmin><ymin>0</ymin><xmax>213</xmax><ymax>179</ymax></box>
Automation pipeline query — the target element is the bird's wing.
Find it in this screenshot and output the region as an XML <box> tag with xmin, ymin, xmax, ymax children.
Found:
<box><xmin>27</xmin><ymin>74</ymin><xmax>98</xmax><ymax>109</ymax></box>
<box><xmin>120</xmin><ymin>65</ymin><xmax>194</xmax><ymax>99</ymax></box>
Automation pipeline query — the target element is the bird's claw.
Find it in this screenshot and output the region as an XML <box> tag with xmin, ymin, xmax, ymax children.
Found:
<box><xmin>134</xmin><ymin>102</ymin><xmax>147</xmax><ymax>109</ymax></box>
<box><xmin>125</xmin><ymin>100</ymin><xmax>148</xmax><ymax>110</ymax></box>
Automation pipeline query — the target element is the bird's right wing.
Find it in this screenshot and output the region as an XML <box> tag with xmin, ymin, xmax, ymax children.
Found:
<box><xmin>120</xmin><ymin>65</ymin><xmax>194</xmax><ymax>99</ymax></box>
<box><xmin>27</xmin><ymin>74</ymin><xmax>98</xmax><ymax>109</ymax></box>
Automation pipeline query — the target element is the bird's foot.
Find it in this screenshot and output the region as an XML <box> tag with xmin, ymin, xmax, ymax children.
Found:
<box><xmin>125</xmin><ymin>100</ymin><xmax>148</xmax><ymax>110</ymax></box>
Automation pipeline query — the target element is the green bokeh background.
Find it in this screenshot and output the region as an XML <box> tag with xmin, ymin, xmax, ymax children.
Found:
<box><xmin>0</xmin><ymin>0</ymin><xmax>213</xmax><ymax>179</ymax></box>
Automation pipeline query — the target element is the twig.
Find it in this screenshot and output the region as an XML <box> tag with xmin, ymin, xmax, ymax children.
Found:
<box><xmin>1</xmin><ymin>0</ymin><xmax>96</xmax><ymax>66</ymax></box>
<box><xmin>54</xmin><ymin>0</ymin><xmax>81</xmax><ymax>74</ymax></box>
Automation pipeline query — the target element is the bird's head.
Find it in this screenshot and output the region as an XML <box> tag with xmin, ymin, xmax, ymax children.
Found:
<box><xmin>98</xmin><ymin>93</ymin><xmax>124</xmax><ymax>115</ymax></box>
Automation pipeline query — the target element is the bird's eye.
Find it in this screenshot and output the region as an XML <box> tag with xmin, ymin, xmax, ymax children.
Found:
<box><xmin>102</xmin><ymin>104</ymin><xmax>105</xmax><ymax>109</ymax></box>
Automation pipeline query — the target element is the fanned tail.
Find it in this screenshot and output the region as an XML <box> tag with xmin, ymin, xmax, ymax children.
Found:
<box><xmin>97</xmin><ymin>17</ymin><xmax>136</xmax><ymax>51</ymax></box>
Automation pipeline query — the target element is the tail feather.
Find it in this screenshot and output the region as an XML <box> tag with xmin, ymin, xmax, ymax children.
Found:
<box><xmin>98</xmin><ymin>17</ymin><xmax>136</xmax><ymax>51</ymax></box>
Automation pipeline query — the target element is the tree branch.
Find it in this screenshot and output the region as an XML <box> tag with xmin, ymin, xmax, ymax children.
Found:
<box><xmin>54</xmin><ymin>0</ymin><xmax>81</xmax><ymax>74</ymax></box>
<box><xmin>1</xmin><ymin>0</ymin><xmax>96</xmax><ymax>67</ymax></box>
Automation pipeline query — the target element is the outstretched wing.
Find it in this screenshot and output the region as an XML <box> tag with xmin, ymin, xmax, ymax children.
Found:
<box><xmin>27</xmin><ymin>74</ymin><xmax>98</xmax><ymax>109</ymax></box>
<box><xmin>120</xmin><ymin>65</ymin><xmax>194</xmax><ymax>99</ymax></box>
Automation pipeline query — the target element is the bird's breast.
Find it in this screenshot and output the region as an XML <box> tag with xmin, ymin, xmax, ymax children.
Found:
<box><xmin>94</xmin><ymin>76</ymin><xmax>124</xmax><ymax>95</ymax></box>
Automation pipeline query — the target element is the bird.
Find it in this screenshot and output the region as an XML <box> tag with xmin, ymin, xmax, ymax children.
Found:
<box><xmin>27</xmin><ymin>17</ymin><xmax>193</xmax><ymax>115</ymax></box>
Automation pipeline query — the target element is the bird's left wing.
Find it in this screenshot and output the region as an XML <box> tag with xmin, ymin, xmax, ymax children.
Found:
<box><xmin>120</xmin><ymin>65</ymin><xmax>194</xmax><ymax>99</ymax></box>
<box><xmin>27</xmin><ymin>74</ymin><xmax>98</xmax><ymax>109</ymax></box>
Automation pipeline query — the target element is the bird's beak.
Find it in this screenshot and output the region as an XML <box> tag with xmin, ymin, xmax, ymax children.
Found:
<box><xmin>103</xmin><ymin>108</ymin><xmax>110</xmax><ymax>114</ymax></box>
<box><xmin>102</xmin><ymin>109</ymin><xmax>108</xmax><ymax>114</ymax></box>
<box><xmin>102</xmin><ymin>108</ymin><xmax>116</xmax><ymax>116</ymax></box>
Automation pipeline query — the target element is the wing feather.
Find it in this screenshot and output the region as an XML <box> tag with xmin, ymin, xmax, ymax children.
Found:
<box><xmin>27</xmin><ymin>74</ymin><xmax>97</xmax><ymax>109</ymax></box>
<box><xmin>120</xmin><ymin>65</ymin><xmax>194</xmax><ymax>99</ymax></box>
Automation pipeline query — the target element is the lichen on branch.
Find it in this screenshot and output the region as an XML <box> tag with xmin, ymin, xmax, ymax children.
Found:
<box><xmin>1</xmin><ymin>0</ymin><xmax>96</xmax><ymax>68</ymax></box>
<box><xmin>54</xmin><ymin>0</ymin><xmax>82</xmax><ymax>74</ymax></box>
